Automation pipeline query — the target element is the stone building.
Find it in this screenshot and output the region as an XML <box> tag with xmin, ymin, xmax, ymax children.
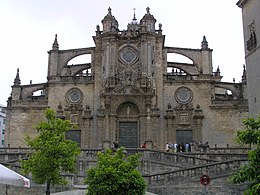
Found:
<box><xmin>237</xmin><ymin>0</ymin><xmax>260</xmax><ymax>117</ymax></box>
<box><xmin>5</xmin><ymin>8</ymin><xmax>248</xmax><ymax>149</ymax></box>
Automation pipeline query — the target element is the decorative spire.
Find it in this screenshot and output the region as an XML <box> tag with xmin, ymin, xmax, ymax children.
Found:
<box><xmin>102</xmin><ymin>7</ymin><xmax>114</xmax><ymax>21</ymax></box>
<box><xmin>140</xmin><ymin>7</ymin><xmax>156</xmax><ymax>32</ymax></box>
<box><xmin>201</xmin><ymin>35</ymin><xmax>208</xmax><ymax>50</ymax></box>
<box><xmin>242</xmin><ymin>64</ymin><xmax>247</xmax><ymax>83</ymax></box>
<box><xmin>133</xmin><ymin>8</ymin><xmax>136</xmax><ymax>20</ymax></box>
<box><xmin>52</xmin><ymin>34</ymin><xmax>59</xmax><ymax>50</ymax></box>
<box><xmin>14</xmin><ymin>68</ymin><xmax>21</xmax><ymax>86</ymax></box>
<box><xmin>217</xmin><ymin>65</ymin><xmax>220</xmax><ymax>72</ymax></box>
<box><xmin>132</xmin><ymin>8</ymin><xmax>137</xmax><ymax>24</ymax></box>
<box><xmin>101</xmin><ymin>7</ymin><xmax>118</xmax><ymax>33</ymax></box>
<box><xmin>214</xmin><ymin>65</ymin><xmax>220</xmax><ymax>77</ymax></box>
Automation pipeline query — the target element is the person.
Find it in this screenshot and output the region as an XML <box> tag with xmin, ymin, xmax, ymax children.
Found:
<box><xmin>182</xmin><ymin>143</ymin><xmax>185</xmax><ymax>152</ymax></box>
<box><xmin>185</xmin><ymin>143</ymin><xmax>190</xmax><ymax>152</ymax></box>
<box><xmin>165</xmin><ymin>143</ymin><xmax>170</xmax><ymax>152</ymax></box>
<box><xmin>177</xmin><ymin>144</ymin><xmax>180</xmax><ymax>152</ymax></box>
<box><xmin>173</xmin><ymin>143</ymin><xmax>178</xmax><ymax>153</ymax></box>
<box><xmin>141</xmin><ymin>142</ymin><xmax>147</xmax><ymax>149</ymax></box>
<box><xmin>179</xmin><ymin>143</ymin><xmax>183</xmax><ymax>153</ymax></box>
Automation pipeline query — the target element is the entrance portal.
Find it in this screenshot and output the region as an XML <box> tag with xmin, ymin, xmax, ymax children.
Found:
<box><xmin>119</xmin><ymin>122</ymin><xmax>138</xmax><ymax>148</ymax></box>
<box><xmin>176</xmin><ymin>130</ymin><xmax>193</xmax><ymax>144</ymax></box>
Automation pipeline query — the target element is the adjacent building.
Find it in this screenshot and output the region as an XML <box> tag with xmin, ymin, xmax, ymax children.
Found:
<box><xmin>0</xmin><ymin>105</ymin><xmax>6</xmax><ymax>147</ymax></box>
<box><xmin>5</xmin><ymin>8</ymin><xmax>248</xmax><ymax>149</ymax></box>
<box><xmin>237</xmin><ymin>0</ymin><xmax>260</xmax><ymax>117</ymax></box>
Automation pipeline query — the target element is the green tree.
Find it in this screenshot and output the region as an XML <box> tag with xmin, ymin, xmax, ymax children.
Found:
<box><xmin>21</xmin><ymin>108</ymin><xmax>81</xmax><ymax>195</ymax></box>
<box><xmin>232</xmin><ymin>116</ymin><xmax>260</xmax><ymax>194</ymax></box>
<box><xmin>85</xmin><ymin>147</ymin><xmax>147</xmax><ymax>195</ymax></box>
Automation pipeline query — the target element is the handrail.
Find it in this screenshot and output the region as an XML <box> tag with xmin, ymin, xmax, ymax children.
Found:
<box><xmin>143</xmin><ymin>158</ymin><xmax>248</xmax><ymax>186</ymax></box>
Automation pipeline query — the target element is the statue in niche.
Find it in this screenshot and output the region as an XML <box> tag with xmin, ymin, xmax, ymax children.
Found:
<box><xmin>147</xmin><ymin>106</ymin><xmax>151</xmax><ymax>116</ymax></box>
<box><xmin>126</xmin><ymin>105</ymin><xmax>131</xmax><ymax>116</ymax></box>
<box><xmin>70</xmin><ymin>114</ymin><xmax>78</xmax><ymax>124</ymax></box>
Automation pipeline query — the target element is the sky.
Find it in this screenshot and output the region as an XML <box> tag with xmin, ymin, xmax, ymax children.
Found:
<box><xmin>0</xmin><ymin>0</ymin><xmax>245</xmax><ymax>106</ymax></box>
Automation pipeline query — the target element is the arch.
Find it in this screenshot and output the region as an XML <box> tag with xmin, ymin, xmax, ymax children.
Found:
<box><xmin>32</xmin><ymin>89</ymin><xmax>44</xmax><ymax>97</ymax></box>
<box><xmin>61</xmin><ymin>64</ymin><xmax>91</xmax><ymax>76</ymax></box>
<box><xmin>167</xmin><ymin>53</ymin><xmax>193</xmax><ymax>64</ymax></box>
<box><xmin>166</xmin><ymin>47</ymin><xmax>202</xmax><ymax>66</ymax></box>
<box><xmin>21</xmin><ymin>84</ymin><xmax>46</xmax><ymax>100</ymax></box>
<box><xmin>75</xmin><ymin>67</ymin><xmax>92</xmax><ymax>76</ymax></box>
<box><xmin>116</xmin><ymin>101</ymin><xmax>140</xmax><ymax>148</ymax></box>
<box><xmin>214</xmin><ymin>82</ymin><xmax>242</xmax><ymax>99</ymax></box>
<box><xmin>116</xmin><ymin>101</ymin><xmax>140</xmax><ymax>116</ymax></box>
<box><xmin>214</xmin><ymin>87</ymin><xmax>237</xmax><ymax>100</ymax></box>
<box><xmin>67</xmin><ymin>54</ymin><xmax>91</xmax><ymax>66</ymax></box>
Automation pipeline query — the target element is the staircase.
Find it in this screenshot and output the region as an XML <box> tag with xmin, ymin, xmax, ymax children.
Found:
<box><xmin>0</xmin><ymin>147</ymin><xmax>249</xmax><ymax>194</ymax></box>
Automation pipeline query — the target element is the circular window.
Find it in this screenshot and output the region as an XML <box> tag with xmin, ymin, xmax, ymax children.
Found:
<box><xmin>66</xmin><ymin>88</ymin><xmax>83</xmax><ymax>103</ymax></box>
<box><xmin>119</xmin><ymin>46</ymin><xmax>139</xmax><ymax>65</ymax></box>
<box><xmin>122</xmin><ymin>50</ymin><xmax>135</xmax><ymax>63</ymax></box>
<box><xmin>175</xmin><ymin>87</ymin><xmax>193</xmax><ymax>104</ymax></box>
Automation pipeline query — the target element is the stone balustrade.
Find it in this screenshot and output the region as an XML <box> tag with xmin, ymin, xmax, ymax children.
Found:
<box><xmin>60</xmin><ymin>75</ymin><xmax>94</xmax><ymax>83</ymax></box>
<box><xmin>142</xmin><ymin>149</ymin><xmax>218</xmax><ymax>167</ymax></box>
<box><xmin>11</xmin><ymin>100</ymin><xmax>48</xmax><ymax>107</ymax></box>
<box><xmin>208</xmin><ymin>146</ymin><xmax>250</xmax><ymax>154</ymax></box>
<box><xmin>144</xmin><ymin>159</ymin><xmax>248</xmax><ymax>186</ymax></box>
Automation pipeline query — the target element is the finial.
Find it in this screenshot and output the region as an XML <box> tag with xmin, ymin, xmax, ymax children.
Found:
<box><xmin>217</xmin><ymin>65</ymin><xmax>220</xmax><ymax>72</ymax></box>
<box><xmin>108</xmin><ymin>7</ymin><xmax>112</xmax><ymax>15</ymax></box>
<box><xmin>146</xmin><ymin>7</ymin><xmax>150</xmax><ymax>14</ymax></box>
<box><xmin>158</xmin><ymin>23</ymin><xmax>162</xmax><ymax>35</ymax></box>
<box><xmin>214</xmin><ymin>65</ymin><xmax>221</xmax><ymax>77</ymax></box>
<box><xmin>242</xmin><ymin>64</ymin><xmax>247</xmax><ymax>83</ymax></box>
<box><xmin>201</xmin><ymin>35</ymin><xmax>208</xmax><ymax>50</ymax></box>
<box><xmin>14</xmin><ymin>68</ymin><xmax>21</xmax><ymax>86</ymax></box>
<box><xmin>52</xmin><ymin>34</ymin><xmax>59</xmax><ymax>50</ymax></box>
<box><xmin>96</xmin><ymin>25</ymin><xmax>101</xmax><ymax>36</ymax></box>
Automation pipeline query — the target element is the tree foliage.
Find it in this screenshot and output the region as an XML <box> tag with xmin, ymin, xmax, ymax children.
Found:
<box><xmin>21</xmin><ymin>108</ymin><xmax>81</xmax><ymax>195</ymax></box>
<box><xmin>232</xmin><ymin>116</ymin><xmax>260</xmax><ymax>194</ymax></box>
<box><xmin>85</xmin><ymin>147</ymin><xmax>147</xmax><ymax>195</ymax></box>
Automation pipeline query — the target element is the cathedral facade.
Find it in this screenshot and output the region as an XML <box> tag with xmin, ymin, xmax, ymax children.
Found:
<box><xmin>5</xmin><ymin>8</ymin><xmax>248</xmax><ymax>149</ymax></box>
